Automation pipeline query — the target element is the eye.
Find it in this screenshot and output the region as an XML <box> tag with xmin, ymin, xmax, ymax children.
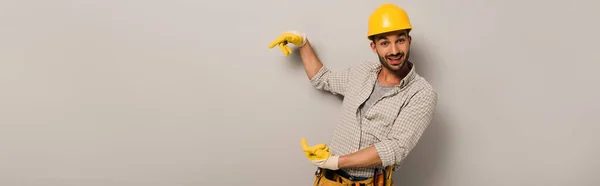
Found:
<box><xmin>397</xmin><ymin>39</ymin><xmax>405</xmax><ymax>44</ymax></box>
<box><xmin>380</xmin><ymin>41</ymin><xmax>389</xmax><ymax>46</ymax></box>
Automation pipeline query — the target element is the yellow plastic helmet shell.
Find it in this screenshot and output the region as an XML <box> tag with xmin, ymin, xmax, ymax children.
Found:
<box><xmin>367</xmin><ymin>4</ymin><xmax>412</xmax><ymax>39</ymax></box>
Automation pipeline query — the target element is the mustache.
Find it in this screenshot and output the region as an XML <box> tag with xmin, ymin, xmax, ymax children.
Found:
<box><xmin>386</xmin><ymin>52</ymin><xmax>404</xmax><ymax>59</ymax></box>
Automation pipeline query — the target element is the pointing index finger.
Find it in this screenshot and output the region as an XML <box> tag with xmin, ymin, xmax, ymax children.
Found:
<box><xmin>268</xmin><ymin>35</ymin><xmax>286</xmax><ymax>49</ymax></box>
<box><xmin>301</xmin><ymin>138</ymin><xmax>309</xmax><ymax>150</ymax></box>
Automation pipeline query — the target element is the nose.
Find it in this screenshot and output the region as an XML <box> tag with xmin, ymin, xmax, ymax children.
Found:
<box><xmin>391</xmin><ymin>44</ymin><xmax>400</xmax><ymax>55</ymax></box>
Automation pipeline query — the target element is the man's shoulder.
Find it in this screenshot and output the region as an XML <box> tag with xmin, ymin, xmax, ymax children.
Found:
<box><xmin>410</xmin><ymin>74</ymin><xmax>437</xmax><ymax>100</ymax></box>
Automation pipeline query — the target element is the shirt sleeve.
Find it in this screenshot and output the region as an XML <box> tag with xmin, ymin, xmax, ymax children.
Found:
<box><xmin>374</xmin><ymin>89</ymin><xmax>438</xmax><ymax>167</ymax></box>
<box><xmin>309</xmin><ymin>65</ymin><xmax>351</xmax><ymax>96</ymax></box>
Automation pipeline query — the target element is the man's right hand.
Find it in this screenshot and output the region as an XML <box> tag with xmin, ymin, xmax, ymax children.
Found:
<box><xmin>268</xmin><ymin>30</ymin><xmax>322</xmax><ymax>81</ymax></box>
<box><xmin>268</xmin><ymin>31</ymin><xmax>307</xmax><ymax>56</ymax></box>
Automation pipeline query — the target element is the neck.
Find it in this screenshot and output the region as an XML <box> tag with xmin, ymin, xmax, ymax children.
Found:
<box><xmin>378</xmin><ymin>61</ymin><xmax>411</xmax><ymax>86</ymax></box>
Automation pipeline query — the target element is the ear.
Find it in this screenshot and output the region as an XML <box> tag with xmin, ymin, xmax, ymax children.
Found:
<box><xmin>408</xmin><ymin>35</ymin><xmax>412</xmax><ymax>44</ymax></box>
<box><xmin>370</xmin><ymin>42</ymin><xmax>377</xmax><ymax>53</ymax></box>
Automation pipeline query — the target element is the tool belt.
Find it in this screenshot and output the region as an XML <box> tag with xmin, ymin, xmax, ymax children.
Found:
<box><xmin>313</xmin><ymin>166</ymin><xmax>394</xmax><ymax>186</ymax></box>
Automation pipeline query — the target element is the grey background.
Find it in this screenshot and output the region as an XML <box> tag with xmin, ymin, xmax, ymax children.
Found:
<box><xmin>1</xmin><ymin>0</ymin><xmax>599</xmax><ymax>185</ymax></box>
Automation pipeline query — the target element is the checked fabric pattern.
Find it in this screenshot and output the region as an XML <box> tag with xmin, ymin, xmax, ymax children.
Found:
<box><xmin>309</xmin><ymin>60</ymin><xmax>437</xmax><ymax>177</ymax></box>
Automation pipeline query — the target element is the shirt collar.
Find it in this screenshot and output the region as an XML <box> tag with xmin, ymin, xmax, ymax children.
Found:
<box><xmin>370</xmin><ymin>61</ymin><xmax>417</xmax><ymax>90</ymax></box>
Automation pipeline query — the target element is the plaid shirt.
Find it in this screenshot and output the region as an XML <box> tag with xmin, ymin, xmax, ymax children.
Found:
<box><xmin>310</xmin><ymin>60</ymin><xmax>438</xmax><ymax>177</ymax></box>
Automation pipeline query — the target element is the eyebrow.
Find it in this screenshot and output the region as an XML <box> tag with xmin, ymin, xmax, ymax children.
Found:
<box><xmin>376</xmin><ymin>33</ymin><xmax>407</xmax><ymax>41</ymax></box>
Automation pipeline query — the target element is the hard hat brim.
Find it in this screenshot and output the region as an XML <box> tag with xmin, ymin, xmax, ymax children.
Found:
<box><xmin>367</xmin><ymin>28</ymin><xmax>412</xmax><ymax>40</ymax></box>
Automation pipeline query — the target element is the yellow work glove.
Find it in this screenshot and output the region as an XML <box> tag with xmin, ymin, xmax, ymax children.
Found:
<box><xmin>268</xmin><ymin>31</ymin><xmax>307</xmax><ymax>56</ymax></box>
<box><xmin>301</xmin><ymin>138</ymin><xmax>340</xmax><ymax>170</ymax></box>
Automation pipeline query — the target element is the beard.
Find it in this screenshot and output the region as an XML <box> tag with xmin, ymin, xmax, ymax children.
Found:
<box><xmin>377</xmin><ymin>49</ymin><xmax>410</xmax><ymax>73</ymax></box>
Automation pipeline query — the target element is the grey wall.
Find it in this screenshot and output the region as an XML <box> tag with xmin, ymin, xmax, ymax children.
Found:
<box><xmin>1</xmin><ymin>0</ymin><xmax>598</xmax><ymax>185</ymax></box>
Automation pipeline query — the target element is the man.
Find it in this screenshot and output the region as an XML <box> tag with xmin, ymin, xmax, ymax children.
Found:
<box><xmin>269</xmin><ymin>3</ymin><xmax>437</xmax><ymax>185</ymax></box>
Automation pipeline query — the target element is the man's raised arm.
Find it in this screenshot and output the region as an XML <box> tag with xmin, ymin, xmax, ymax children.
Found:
<box><xmin>269</xmin><ymin>31</ymin><xmax>351</xmax><ymax>96</ymax></box>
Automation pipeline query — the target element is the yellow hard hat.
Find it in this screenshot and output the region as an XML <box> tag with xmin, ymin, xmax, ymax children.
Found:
<box><xmin>367</xmin><ymin>4</ymin><xmax>412</xmax><ymax>39</ymax></box>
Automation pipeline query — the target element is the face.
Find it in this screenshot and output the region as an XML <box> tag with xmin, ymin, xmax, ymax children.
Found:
<box><xmin>370</xmin><ymin>30</ymin><xmax>411</xmax><ymax>73</ymax></box>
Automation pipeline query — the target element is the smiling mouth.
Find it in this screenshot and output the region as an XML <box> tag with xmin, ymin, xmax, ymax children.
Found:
<box><xmin>388</xmin><ymin>56</ymin><xmax>401</xmax><ymax>60</ymax></box>
<box><xmin>387</xmin><ymin>55</ymin><xmax>402</xmax><ymax>65</ymax></box>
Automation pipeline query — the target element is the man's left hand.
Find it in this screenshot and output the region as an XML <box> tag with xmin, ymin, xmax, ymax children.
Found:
<box><xmin>301</xmin><ymin>138</ymin><xmax>340</xmax><ymax>170</ymax></box>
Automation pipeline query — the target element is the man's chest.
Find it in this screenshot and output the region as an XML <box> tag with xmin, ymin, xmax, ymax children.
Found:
<box><xmin>339</xmin><ymin>82</ymin><xmax>411</xmax><ymax>146</ymax></box>
<box><xmin>344</xmin><ymin>76</ymin><xmax>411</xmax><ymax>128</ymax></box>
